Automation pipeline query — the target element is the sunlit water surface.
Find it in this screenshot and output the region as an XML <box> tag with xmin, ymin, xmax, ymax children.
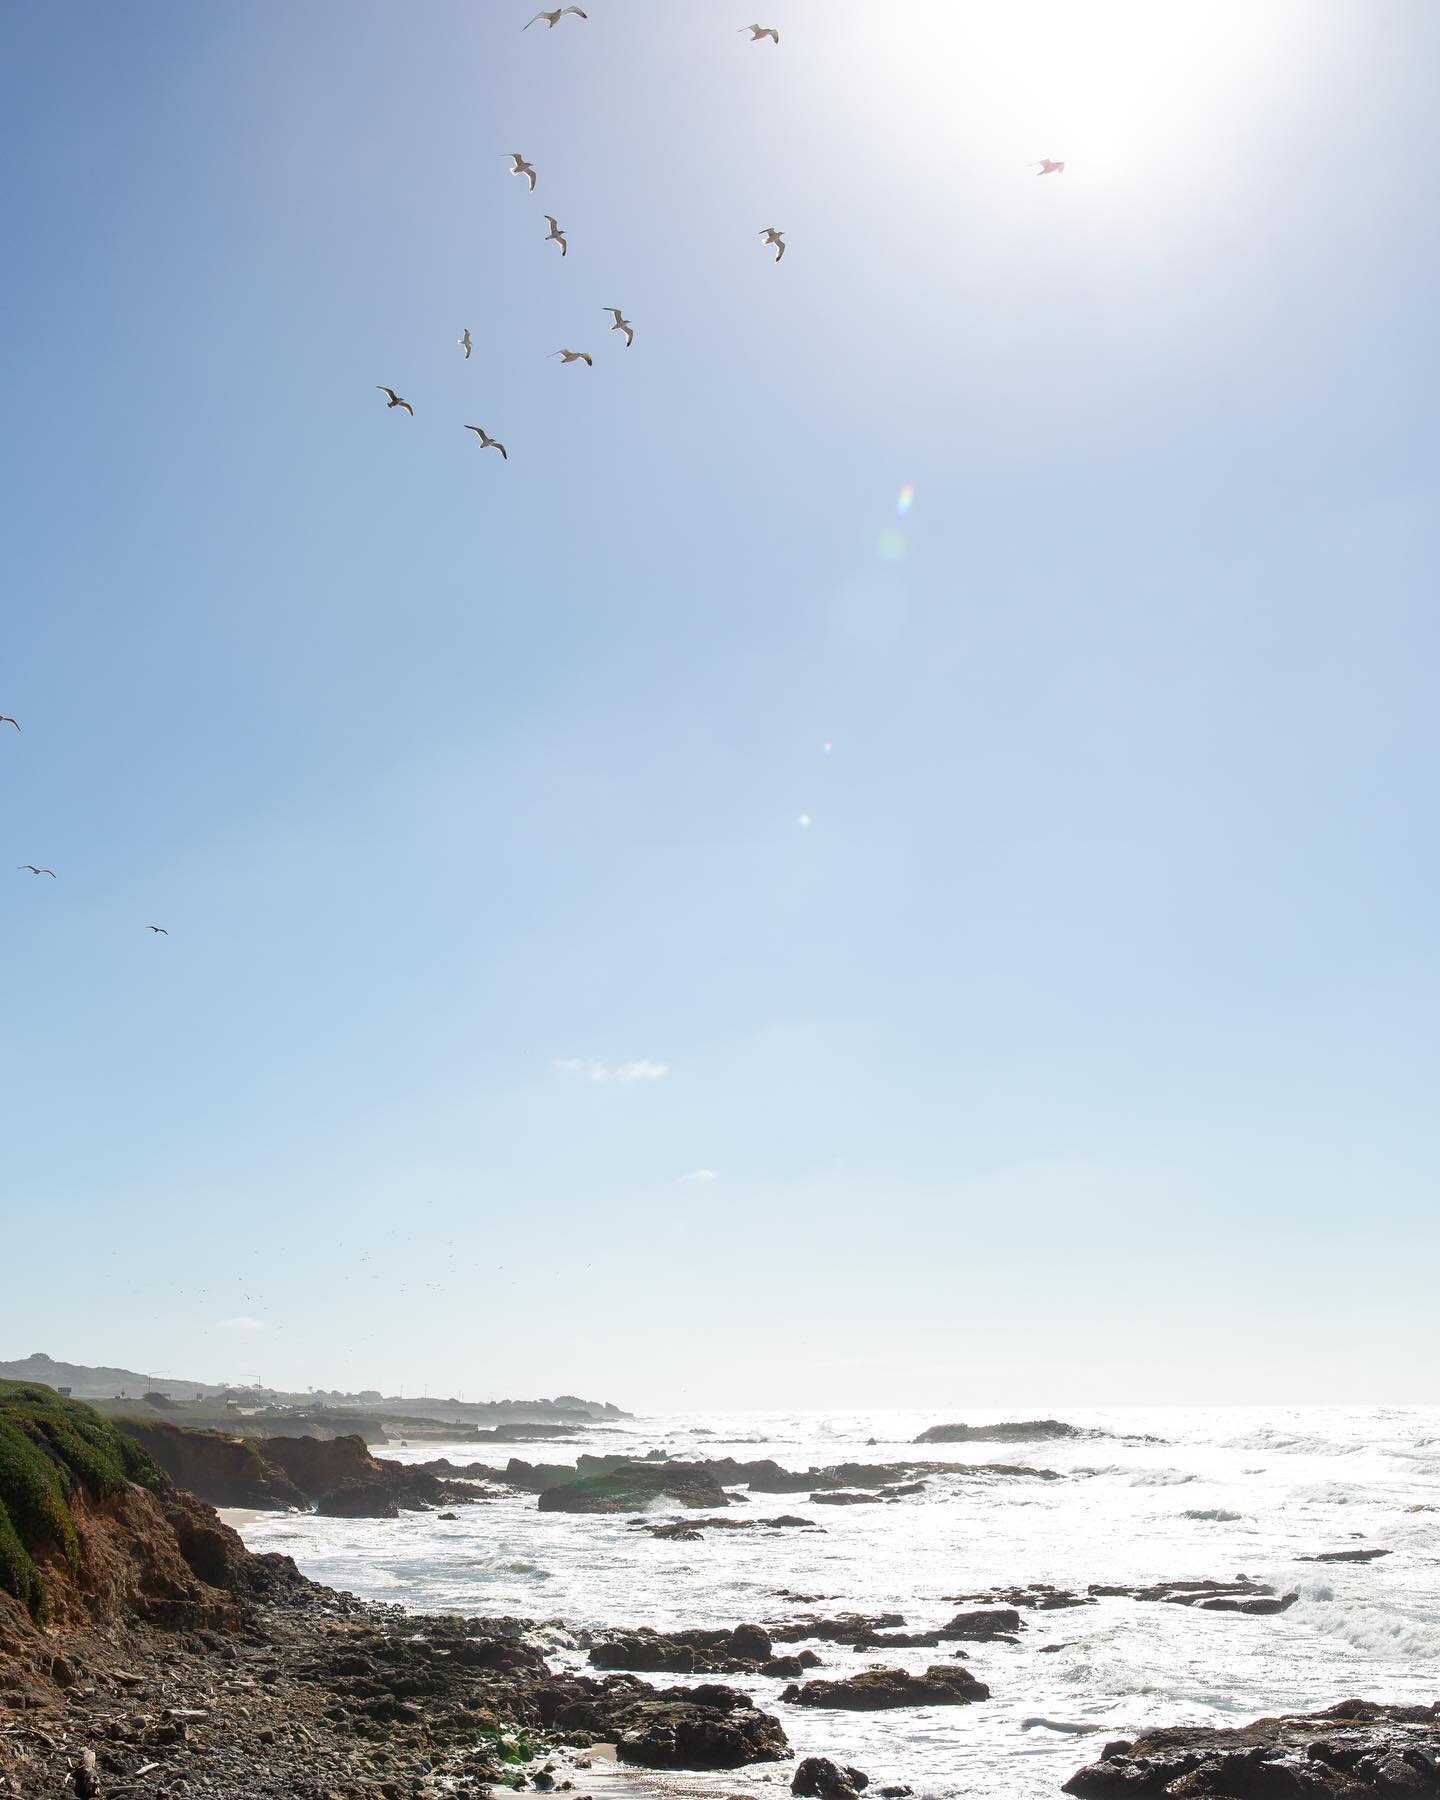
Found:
<box><xmin>235</xmin><ymin>1407</ymin><xmax>1440</xmax><ymax>1799</ymax></box>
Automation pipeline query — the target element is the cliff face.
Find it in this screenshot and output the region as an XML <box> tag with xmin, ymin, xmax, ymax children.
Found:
<box><xmin>259</xmin><ymin>1433</ymin><xmax>465</xmax><ymax>1516</ymax></box>
<box><xmin>0</xmin><ymin>1381</ymin><xmax>306</xmax><ymax>1706</ymax></box>
<box><xmin>114</xmin><ymin>1419</ymin><xmax>308</xmax><ymax>1510</ymax></box>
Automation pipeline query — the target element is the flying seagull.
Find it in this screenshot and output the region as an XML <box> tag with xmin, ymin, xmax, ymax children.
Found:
<box><xmin>525</xmin><ymin>7</ymin><xmax>586</xmax><ymax>27</ymax></box>
<box><xmin>147</xmin><ymin>925</ymin><xmax>169</xmax><ymax>935</ymax></box>
<box><xmin>509</xmin><ymin>153</ymin><xmax>537</xmax><ymax>191</ymax></box>
<box><xmin>550</xmin><ymin>349</ymin><xmax>592</xmax><ymax>366</ymax></box>
<box><xmin>458</xmin><ymin>328</ymin><xmax>472</xmax><ymax>359</ymax></box>
<box><xmin>544</xmin><ymin>215</ymin><xmax>568</xmax><ymax>256</ymax></box>
<box><xmin>1034</xmin><ymin>159</ymin><xmax>1066</xmax><ymax>175</ymax></box>
<box><xmin>741</xmin><ymin>24</ymin><xmax>779</xmax><ymax>43</ymax></box>
<box><xmin>605</xmin><ymin>307</ymin><xmax>634</xmax><ymax>346</ymax></box>
<box><xmin>376</xmin><ymin>386</ymin><xmax>414</xmax><ymax>414</ymax></box>
<box><xmin>18</xmin><ymin>865</ymin><xmax>55</xmax><ymax>877</ymax></box>
<box><xmin>464</xmin><ymin>425</ymin><xmax>508</xmax><ymax>459</ymax></box>
<box><xmin>760</xmin><ymin>227</ymin><xmax>786</xmax><ymax>262</ymax></box>
<box><xmin>0</xmin><ymin>716</ymin><xmax>18</xmax><ymax>731</ymax></box>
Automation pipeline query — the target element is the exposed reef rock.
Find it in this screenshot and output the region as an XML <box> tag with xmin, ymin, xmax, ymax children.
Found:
<box><xmin>537</xmin><ymin>1462</ymin><xmax>730</xmax><ymax>1513</ymax></box>
<box><xmin>589</xmin><ymin>1623</ymin><xmax>774</xmax><ymax>1675</ymax></box>
<box><xmin>942</xmin><ymin>1606</ymin><xmax>1025</xmax><ymax>1641</ymax></box>
<box><xmin>635</xmin><ymin>1514</ymin><xmax>821</xmax><ymax>1539</ymax></box>
<box><xmin>1300</xmin><ymin>1548</ymin><xmax>1392</xmax><ymax>1564</ymax></box>
<box><xmin>1086</xmin><ymin>1576</ymin><xmax>1298</xmax><ymax>1615</ymax></box>
<box><xmin>782</xmin><ymin>1665</ymin><xmax>991</xmax><ymax>1709</ymax></box>
<box><xmin>770</xmin><ymin>1613</ymin><xmax>909</xmax><ymax>1646</ymax></box>
<box><xmin>915</xmin><ymin>1419</ymin><xmax>1086</xmax><ymax>1444</ymax></box>
<box><xmin>793</xmin><ymin>1755</ymin><xmax>871</xmax><ymax>1798</ymax></box>
<box><xmin>519</xmin><ymin>1454</ymin><xmax>1058</xmax><ymax>1503</ymax></box>
<box><xmin>609</xmin><ymin>1682</ymin><xmax>789</xmax><ymax>1768</ymax></box>
<box><xmin>1061</xmin><ymin>1700</ymin><xmax>1440</xmax><ymax>1797</ymax></box>
<box><xmin>944</xmin><ymin>1576</ymin><xmax>1297</xmax><ymax>1617</ymax></box>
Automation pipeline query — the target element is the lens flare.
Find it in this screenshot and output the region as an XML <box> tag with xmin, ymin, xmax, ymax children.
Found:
<box><xmin>896</xmin><ymin>483</ymin><xmax>915</xmax><ymax>518</ymax></box>
<box><xmin>797</xmin><ymin>814</ymin><xmax>813</xmax><ymax>828</ymax></box>
<box><xmin>822</xmin><ymin>740</ymin><xmax>833</xmax><ymax>754</ymax></box>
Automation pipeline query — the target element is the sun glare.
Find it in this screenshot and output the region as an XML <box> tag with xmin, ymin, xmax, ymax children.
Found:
<box><xmin>842</xmin><ymin>1</ymin><xmax>1303</xmax><ymax>178</ymax></box>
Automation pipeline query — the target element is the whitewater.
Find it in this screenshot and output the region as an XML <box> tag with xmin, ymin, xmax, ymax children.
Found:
<box><xmin>233</xmin><ymin>1406</ymin><xmax>1440</xmax><ymax>1799</ymax></box>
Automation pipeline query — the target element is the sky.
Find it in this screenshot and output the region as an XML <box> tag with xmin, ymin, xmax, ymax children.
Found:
<box><xmin>1</xmin><ymin>0</ymin><xmax>1436</xmax><ymax>1410</ymax></box>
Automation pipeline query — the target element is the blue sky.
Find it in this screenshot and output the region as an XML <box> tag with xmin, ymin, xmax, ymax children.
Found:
<box><xmin>2</xmin><ymin>0</ymin><xmax>1436</xmax><ymax>1408</ymax></box>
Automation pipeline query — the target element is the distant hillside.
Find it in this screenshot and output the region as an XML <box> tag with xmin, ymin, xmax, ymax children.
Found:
<box><xmin>0</xmin><ymin>1354</ymin><xmax>627</xmax><ymax>1420</ymax></box>
<box><xmin>0</xmin><ymin>1353</ymin><xmax>210</xmax><ymax>1401</ymax></box>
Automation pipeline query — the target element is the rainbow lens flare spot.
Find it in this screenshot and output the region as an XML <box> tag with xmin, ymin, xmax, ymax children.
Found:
<box><xmin>896</xmin><ymin>484</ymin><xmax>915</xmax><ymax>518</ymax></box>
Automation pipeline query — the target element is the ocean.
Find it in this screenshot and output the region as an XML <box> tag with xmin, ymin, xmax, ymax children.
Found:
<box><xmin>232</xmin><ymin>1406</ymin><xmax>1440</xmax><ymax>1798</ymax></box>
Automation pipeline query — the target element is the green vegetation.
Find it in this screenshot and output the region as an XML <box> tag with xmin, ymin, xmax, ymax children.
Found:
<box><xmin>474</xmin><ymin>1726</ymin><xmax>550</xmax><ymax>1786</ymax></box>
<box><xmin>0</xmin><ymin>1380</ymin><xmax>161</xmax><ymax>1622</ymax></box>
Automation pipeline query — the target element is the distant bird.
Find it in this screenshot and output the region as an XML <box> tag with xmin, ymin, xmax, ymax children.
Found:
<box><xmin>376</xmin><ymin>386</ymin><xmax>414</xmax><ymax>414</ymax></box>
<box><xmin>544</xmin><ymin>215</ymin><xmax>568</xmax><ymax>256</ymax></box>
<box><xmin>741</xmin><ymin>23</ymin><xmax>779</xmax><ymax>43</ymax></box>
<box><xmin>464</xmin><ymin>425</ymin><xmax>508</xmax><ymax>459</ymax></box>
<box><xmin>1034</xmin><ymin>159</ymin><xmax>1066</xmax><ymax>175</ymax></box>
<box><xmin>147</xmin><ymin>925</ymin><xmax>169</xmax><ymax>935</ymax></box>
<box><xmin>525</xmin><ymin>7</ymin><xmax>586</xmax><ymax>27</ymax></box>
<box><xmin>18</xmin><ymin>865</ymin><xmax>55</xmax><ymax>877</ymax></box>
<box><xmin>760</xmin><ymin>226</ymin><xmax>786</xmax><ymax>262</ymax></box>
<box><xmin>0</xmin><ymin>716</ymin><xmax>18</xmax><ymax>731</ymax></box>
<box><xmin>604</xmin><ymin>307</ymin><xmax>634</xmax><ymax>346</ymax></box>
<box><xmin>509</xmin><ymin>152</ymin><xmax>538</xmax><ymax>191</ymax></box>
<box><xmin>551</xmin><ymin>348</ymin><xmax>592</xmax><ymax>366</ymax></box>
<box><xmin>459</xmin><ymin>328</ymin><xmax>472</xmax><ymax>359</ymax></box>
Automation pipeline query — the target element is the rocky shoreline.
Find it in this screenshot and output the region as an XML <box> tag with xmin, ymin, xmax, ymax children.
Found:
<box><xmin>3</xmin><ymin>1387</ymin><xmax>1435</xmax><ymax>1798</ymax></box>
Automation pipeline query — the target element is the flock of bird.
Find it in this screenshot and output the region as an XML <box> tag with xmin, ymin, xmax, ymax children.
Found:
<box><xmin>6</xmin><ymin>6</ymin><xmax>1065</xmax><ymax>949</ymax></box>
<box><xmin>369</xmin><ymin>10</ymin><xmax>811</xmax><ymax>453</ymax></box>
<box><xmin>370</xmin><ymin>10</ymin><xmax>1063</xmax><ymax>454</ymax></box>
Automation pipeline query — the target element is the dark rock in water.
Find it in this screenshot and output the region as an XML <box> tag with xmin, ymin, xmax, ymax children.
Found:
<box><xmin>732</xmin><ymin>1622</ymin><xmax>773</xmax><ymax>1661</ymax></box>
<box><xmin>811</xmin><ymin>1491</ymin><xmax>883</xmax><ymax>1506</ymax></box>
<box><xmin>762</xmin><ymin>1655</ymin><xmax>812</xmax><ymax>1677</ymax></box>
<box><xmin>538</xmin><ymin>1461</ymin><xmax>729</xmax><ymax>1514</ymax></box>
<box><xmin>783</xmin><ymin>1665</ymin><xmax>990</xmax><ymax>1710</ymax></box>
<box><xmin>793</xmin><ymin>1755</ymin><xmax>871</xmax><ymax>1798</ymax></box>
<box><xmin>637</xmin><ymin>1513</ymin><xmax>822</xmax><ymax>1539</ymax></box>
<box><xmin>946</xmin><ymin>1583</ymin><xmax>1096</xmax><ymax>1611</ymax></box>
<box><xmin>915</xmin><ymin>1419</ymin><xmax>1083</xmax><ymax>1444</ymax></box>
<box><xmin>1301</xmin><ymin>1548</ymin><xmax>1392</xmax><ymax>1564</ymax></box>
<box><xmin>853</xmin><ymin>1630</ymin><xmax>948</xmax><ymax>1650</ymax></box>
<box><xmin>1084</xmin><ymin>1576</ymin><xmax>1296</xmax><ymax>1615</ymax></box>
<box><xmin>612</xmin><ymin>1682</ymin><xmax>789</xmax><ymax>1768</ymax></box>
<box><xmin>1061</xmin><ymin>1699</ymin><xmax>1440</xmax><ymax>1797</ymax></box>
<box><xmin>315</xmin><ymin>1475</ymin><xmax>401</xmax><ymax>1518</ymax></box>
<box><xmin>943</xmin><ymin>1607</ymin><xmax>1025</xmax><ymax>1641</ymax></box>
<box><xmin>1197</xmin><ymin>1591</ymin><xmax>1297</xmax><ymax>1615</ymax></box>
<box><xmin>590</xmin><ymin>1625</ymin><xmax>773</xmax><ymax>1675</ymax></box>
<box><xmin>770</xmin><ymin>1613</ymin><xmax>907</xmax><ymax>1646</ymax></box>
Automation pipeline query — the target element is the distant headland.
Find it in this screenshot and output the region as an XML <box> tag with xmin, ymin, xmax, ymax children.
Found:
<box><xmin>0</xmin><ymin>1352</ymin><xmax>628</xmax><ymax>1444</ymax></box>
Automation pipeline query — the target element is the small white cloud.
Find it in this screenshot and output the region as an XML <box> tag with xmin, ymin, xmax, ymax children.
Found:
<box><xmin>554</xmin><ymin>1057</ymin><xmax>670</xmax><ymax>1085</ymax></box>
<box><xmin>218</xmin><ymin>1315</ymin><xmax>269</xmax><ymax>1331</ymax></box>
<box><xmin>680</xmin><ymin>1169</ymin><xmax>720</xmax><ymax>1183</ymax></box>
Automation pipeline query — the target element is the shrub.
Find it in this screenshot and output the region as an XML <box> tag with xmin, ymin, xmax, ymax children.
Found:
<box><xmin>0</xmin><ymin>1380</ymin><xmax>162</xmax><ymax>1620</ymax></box>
